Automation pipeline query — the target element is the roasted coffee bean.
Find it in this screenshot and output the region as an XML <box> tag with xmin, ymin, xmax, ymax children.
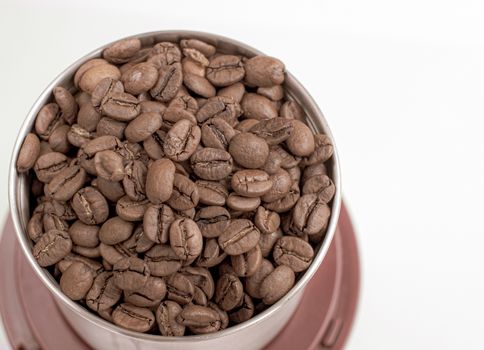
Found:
<box><xmin>143</xmin><ymin>130</ymin><xmax>166</xmax><ymax>160</ymax></box>
<box><xmin>91</xmin><ymin>77</ymin><xmax>124</xmax><ymax>110</ymax></box>
<box><xmin>191</xmin><ymin>148</ymin><xmax>233</xmax><ymax>180</ymax></box>
<box><xmin>182</xmin><ymin>57</ymin><xmax>206</xmax><ymax>77</ymax></box>
<box><xmin>121</xmin><ymin>62</ymin><xmax>159</xmax><ymax>95</ymax></box>
<box><xmin>231</xmin><ymin>169</ymin><xmax>273</xmax><ymax>198</ymax></box>
<box><xmin>262</xmin><ymin>169</ymin><xmax>292</xmax><ymax>203</ymax></box>
<box><xmin>74</xmin><ymin>59</ymin><xmax>108</xmax><ymax>89</ymax></box>
<box><xmin>78</xmin><ymin>102</ymin><xmax>102</xmax><ymax>132</ymax></box>
<box><xmin>169</xmin><ymin>94</ymin><xmax>198</xmax><ymax>114</ymax></box>
<box><xmin>231</xmin><ymin>245</ymin><xmax>262</xmax><ymax>277</ymax></box>
<box><xmin>33</xmin><ymin>152</ymin><xmax>68</xmax><ymax>183</ymax></box>
<box><xmin>254</xmin><ymin>206</ymin><xmax>280</xmax><ymax>234</ymax></box>
<box><xmin>163</xmin><ymin>119</ymin><xmax>201</xmax><ymax>162</ymax></box>
<box><xmin>45</xmin><ymin>165</ymin><xmax>86</xmax><ymax>202</ymax></box>
<box><xmin>35</xmin><ymin>103</ymin><xmax>64</xmax><ymax>140</ymax></box>
<box><xmin>122</xmin><ymin>224</ymin><xmax>154</xmax><ymax>254</ymax></box>
<box><xmin>194</xmin><ymin>206</ymin><xmax>230</xmax><ymax>238</ymax></box>
<box><xmin>156</xmin><ymin>301</ymin><xmax>185</xmax><ymax>336</ymax></box>
<box><xmin>196</xmin><ymin>180</ymin><xmax>228</xmax><ymax>206</ymax></box>
<box><xmin>150</xmin><ymin>63</ymin><xmax>183</xmax><ymax>102</ymax></box>
<box><xmin>260</xmin><ymin>265</ymin><xmax>295</xmax><ymax>305</ymax></box>
<box><xmin>122</xmin><ymin>160</ymin><xmax>147</xmax><ymax>201</ymax></box>
<box><xmin>166</xmin><ymin>273</ymin><xmax>195</xmax><ymax>305</ymax></box>
<box><xmin>301</xmin><ymin>133</ymin><xmax>334</xmax><ymax>166</ymax></box>
<box><xmin>124</xmin><ymin>276</ymin><xmax>166</xmax><ymax>307</ymax></box>
<box><xmin>201</xmin><ymin>117</ymin><xmax>236</xmax><ymax>150</ymax></box>
<box><xmin>57</xmin><ymin>253</ymin><xmax>103</xmax><ymax>274</ymax></box>
<box><xmin>144</xmin><ymin>244</ymin><xmax>182</xmax><ymax>276</ymax></box>
<box><xmin>140</xmin><ymin>100</ymin><xmax>167</xmax><ymax>114</ymax></box>
<box><xmin>182</xmin><ymin>47</ymin><xmax>209</xmax><ymax>67</ymax></box>
<box><xmin>302</xmin><ymin>174</ymin><xmax>335</xmax><ymax>203</ymax></box>
<box><xmin>229</xmin><ymin>132</ymin><xmax>269</xmax><ymax>169</ymax></box>
<box><xmin>32</xmin><ymin>230</ymin><xmax>72</xmax><ymax>267</ymax></box>
<box><xmin>112</xmin><ymin>303</ymin><xmax>155</xmax><ymax>333</ymax></box>
<box><xmin>146</xmin><ymin>158</ymin><xmax>175</xmax><ymax>204</ymax></box>
<box><xmin>245</xmin><ymin>259</ymin><xmax>274</xmax><ymax>299</ymax></box>
<box><xmin>71</xmin><ymin>186</ymin><xmax>109</xmax><ymax>225</ymax></box>
<box><xmin>250</xmin><ymin>117</ymin><xmax>293</xmax><ymax>145</ymax></box>
<box><xmin>67</xmin><ymin>124</ymin><xmax>94</xmax><ymax>147</ymax></box>
<box><xmin>285</xmin><ymin>120</ymin><xmax>315</xmax><ymax>157</ymax></box>
<box><xmin>169</xmin><ymin>218</ymin><xmax>203</xmax><ymax>263</ymax></box>
<box><xmin>196</xmin><ymin>96</ymin><xmax>242</xmax><ymax>125</ymax></box>
<box><xmin>103</xmin><ymin>38</ymin><xmax>141</xmax><ymax>64</ymax></box>
<box><xmin>166</xmin><ymin>174</ymin><xmax>199</xmax><ymax>211</ymax></box>
<box><xmin>176</xmin><ymin>304</ymin><xmax>220</xmax><ymax>333</ymax></box>
<box><xmin>217</xmin><ymin>82</ymin><xmax>245</xmax><ymax>103</ymax></box>
<box><xmin>271</xmin><ymin>145</ymin><xmax>300</xmax><ymax>169</ymax></box>
<box><xmin>196</xmin><ymin>238</ymin><xmax>227</xmax><ymax>268</ymax></box>
<box><xmin>161</xmin><ymin>107</ymin><xmax>197</xmax><ymax>131</ymax></box>
<box><xmin>86</xmin><ymin>272</ymin><xmax>122</xmax><ymax>311</ymax></box>
<box><xmin>53</xmin><ymin>86</ymin><xmax>78</xmax><ymax>125</ymax></box>
<box><xmin>226</xmin><ymin>193</ymin><xmax>261</xmax><ymax>212</ymax></box>
<box><xmin>235</xmin><ymin>119</ymin><xmax>259</xmax><ymax>133</ymax></box>
<box><xmin>125</xmin><ymin>112</ymin><xmax>163</xmax><ymax>143</ymax></box>
<box><xmin>113</xmin><ymin>257</ymin><xmax>150</xmax><ymax>291</ymax></box>
<box><xmin>229</xmin><ymin>293</ymin><xmax>254</xmax><ymax>324</ymax></box>
<box><xmin>292</xmin><ymin>194</ymin><xmax>331</xmax><ymax>236</ymax></box>
<box><xmin>179</xmin><ymin>267</ymin><xmax>215</xmax><ymax>300</ymax></box>
<box><xmin>96</xmin><ymin>117</ymin><xmax>126</xmax><ymax>139</ymax></box>
<box><xmin>244</xmin><ymin>56</ymin><xmax>285</xmax><ymax>87</ymax></box>
<box><xmin>280</xmin><ymin>100</ymin><xmax>305</xmax><ymax>121</ymax></box>
<box><xmin>72</xmin><ymin>244</ymin><xmax>101</xmax><ymax>258</ymax></box>
<box><xmin>183</xmin><ymin>73</ymin><xmax>216</xmax><ymax>98</ymax></box>
<box><xmin>149</xmin><ymin>42</ymin><xmax>182</xmax><ymax>66</ymax></box>
<box><xmin>215</xmin><ymin>273</ymin><xmax>243</xmax><ymax>311</ymax></box>
<box><xmin>48</xmin><ymin>124</ymin><xmax>71</xmax><ymax>153</ymax></box>
<box><xmin>302</xmin><ymin>163</ymin><xmax>328</xmax><ymax>182</ymax></box>
<box><xmin>69</xmin><ymin>221</ymin><xmax>100</xmax><ymax>248</ymax></box>
<box><xmin>219</xmin><ymin>219</ymin><xmax>260</xmax><ymax>256</ymax></box>
<box><xmin>143</xmin><ymin>204</ymin><xmax>174</xmax><ymax>244</ymax></box>
<box><xmin>42</xmin><ymin>211</ymin><xmax>68</xmax><ymax>232</ymax></box>
<box><xmin>273</xmin><ymin>236</ymin><xmax>314</xmax><ymax>272</ymax></box>
<box><xmin>60</xmin><ymin>262</ymin><xmax>94</xmax><ymax>300</ymax></box>
<box><xmin>100</xmin><ymin>91</ymin><xmax>140</xmax><ymax>122</ymax></box>
<box><xmin>259</xmin><ymin>229</ymin><xmax>283</xmax><ymax>258</ymax></box>
<box><xmin>180</xmin><ymin>39</ymin><xmax>216</xmax><ymax>58</ymax></box>
<box><xmin>206</xmin><ymin>55</ymin><xmax>245</xmax><ymax>87</ymax></box>
<box><xmin>27</xmin><ymin>212</ymin><xmax>44</xmax><ymax>242</ymax></box>
<box><xmin>241</xmin><ymin>93</ymin><xmax>278</xmax><ymax>120</ymax></box>
<box><xmin>79</xmin><ymin>63</ymin><xmax>121</xmax><ymax>95</ymax></box>
<box><xmin>99</xmin><ymin>216</ymin><xmax>134</xmax><ymax>245</ymax></box>
<box><xmin>93</xmin><ymin>177</ymin><xmax>125</xmax><ymax>202</ymax></box>
<box><xmin>17</xmin><ymin>133</ymin><xmax>40</xmax><ymax>172</ymax></box>
<box><xmin>100</xmin><ymin>242</ymin><xmax>135</xmax><ymax>265</ymax></box>
<box><xmin>264</xmin><ymin>183</ymin><xmax>300</xmax><ymax>213</ymax></box>
<box><xmin>257</xmin><ymin>85</ymin><xmax>284</xmax><ymax>101</ymax></box>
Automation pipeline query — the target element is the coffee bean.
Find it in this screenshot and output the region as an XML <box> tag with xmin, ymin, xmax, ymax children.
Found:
<box><xmin>165</xmin><ymin>174</ymin><xmax>199</xmax><ymax>211</ymax></box>
<box><xmin>259</xmin><ymin>229</ymin><xmax>283</xmax><ymax>258</ymax></box>
<box><xmin>218</xmin><ymin>219</ymin><xmax>260</xmax><ymax>256</ymax></box>
<box><xmin>150</xmin><ymin>63</ymin><xmax>183</xmax><ymax>102</ymax></box>
<box><xmin>183</xmin><ymin>73</ymin><xmax>216</xmax><ymax>98</ymax></box>
<box><xmin>35</xmin><ymin>103</ymin><xmax>64</xmax><ymax>140</ymax></box>
<box><xmin>302</xmin><ymin>174</ymin><xmax>335</xmax><ymax>203</ymax></box>
<box><xmin>100</xmin><ymin>242</ymin><xmax>135</xmax><ymax>265</ymax></box>
<box><xmin>53</xmin><ymin>86</ymin><xmax>78</xmax><ymax>125</ymax></box>
<box><xmin>176</xmin><ymin>304</ymin><xmax>220</xmax><ymax>332</ymax></box>
<box><xmin>124</xmin><ymin>276</ymin><xmax>166</xmax><ymax>307</ymax></box>
<box><xmin>79</xmin><ymin>63</ymin><xmax>122</xmax><ymax>94</ymax></box>
<box><xmin>143</xmin><ymin>130</ymin><xmax>166</xmax><ymax>160</ymax></box>
<box><xmin>86</xmin><ymin>272</ymin><xmax>122</xmax><ymax>311</ymax></box>
<box><xmin>245</xmin><ymin>259</ymin><xmax>274</xmax><ymax>299</ymax></box>
<box><xmin>125</xmin><ymin>112</ymin><xmax>163</xmax><ymax>143</ymax></box>
<box><xmin>194</xmin><ymin>206</ymin><xmax>230</xmax><ymax>238</ymax></box>
<box><xmin>254</xmin><ymin>206</ymin><xmax>280</xmax><ymax>234</ymax></box>
<box><xmin>60</xmin><ymin>262</ymin><xmax>94</xmax><ymax>300</ymax></box>
<box><xmin>48</xmin><ymin>124</ymin><xmax>71</xmax><ymax>154</ymax></box>
<box><xmin>143</xmin><ymin>204</ymin><xmax>174</xmax><ymax>244</ymax></box>
<box><xmin>166</xmin><ymin>273</ymin><xmax>195</xmax><ymax>305</ymax></box>
<box><xmin>17</xmin><ymin>133</ymin><xmax>40</xmax><ymax>172</ymax></box>
<box><xmin>169</xmin><ymin>218</ymin><xmax>203</xmax><ymax>263</ymax></box>
<box><xmin>71</xmin><ymin>186</ymin><xmax>109</xmax><ymax>225</ymax></box>
<box><xmin>196</xmin><ymin>180</ymin><xmax>228</xmax><ymax>206</ymax></box>
<box><xmin>231</xmin><ymin>245</ymin><xmax>262</xmax><ymax>277</ymax></box>
<box><xmin>273</xmin><ymin>236</ymin><xmax>314</xmax><ymax>272</ymax></box>
<box><xmin>285</xmin><ymin>120</ymin><xmax>315</xmax><ymax>157</ymax></box>
<box><xmin>292</xmin><ymin>194</ymin><xmax>331</xmax><ymax>236</ymax></box>
<box><xmin>264</xmin><ymin>183</ymin><xmax>300</xmax><ymax>213</ymax></box>
<box><xmin>146</xmin><ymin>158</ymin><xmax>175</xmax><ymax>204</ymax></box>
<box><xmin>257</xmin><ymin>85</ymin><xmax>284</xmax><ymax>101</ymax></box>
<box><xmin>34</xmin><ymin>152</ymin><xmax>68</xmax><ymax>182</ymax></box>
<box><xmin>69</xmin><ymin>221</ymin><xmax>100</xmax><ymax>248</ymax></box>
<box><xmin>241</xmin><ymin>93</ymin><xmax>278</xmax><ymax>120</ymax></box>
<box><xmin>103</xmin><ymin>38</ymin><xmax>141</xmax><ymax>64</ymax></box>
<box><xmin>121</xmin><ymin>224</ymin><xmax>154</xmax><ymax>254</ymax></box>
<box><xmin>201</xmin><ymin>117</ymin><xmax>237</xmax><ymax>150</ymax></box>
<box><xmin>206</xmin><ymin>55</ymin><xmax>245</xmax><ymax>87</ymax></box>
<box><xmin>96</xmin><ymin>117</ymin><xmax>126</xmax><ymax>139</ymax></box>
<box><xmin>182</xmin><ymin>48</ymin><xmax>209</xmax><ymax>67</ymax></box>
<box><xmin>122</xmin><ymin>160</ymin><xmax>147</xmax><ymax>201</ymax></box>
<box><xmin>72</xmin><ymin>244</ymin><xmax>101</xmax><ymax>258</ymax></box>
<box><xmin>57</xmin><ymin>253</ymin><xmax>103</xmax><ymax>275</ymax></box>
<box><xmin>144</xmin><ymin>244</ymin><xmax>182</xmax><ymax>277</ymax></box>
<box><xmin>156</xmin><ymin>301</ymin><xmax>185</xmax><ymax>336</ymax></box>
<box><xmin>180</xmin><ymin>39</ymin><xmax>216</xmax><ymax>58</ymax></box>
<box><xmin>280</xmin><ymin>100</ymin><xmax>305</xmax><ymax>121</ymax></box>
<box><xmin>33</xmin><ymin>230</ymin><xmax>72</xmax><ymax>267</ymax></box>
<box><xmin>100</xmin><ymin>92</ymin><xmax>140</xmax><ymax>122</ymax></box>
<box><xmin>67</xmin><ymin>124</ymin><xmax>94</xmax><ymax>147</ymax></box>
<box><xmin>169</xmin><ymin>94</ymin><xmax>199</xmax><ymax>114</ymax></box>
<box><xmin>179</xmin><ymin>267</ymin><xmax>215</xmax><ymax>300</ymax></box>
<box><xmin>196</xmin><ymin>238</ymin><xmax>227</xmax><ymax>268</ymax></box>
<box><xmin>250</xmin><ymin>118</ymin><xmax>293</xmax><ymax>146</ymax></box>
<box><xmin>113</xmin><ymin>257</ymin><xmax>150</xmax><ymax>291</ymax></box>
<box><xmin>217</xmin><ymin>82</ymin><xmax>245</xmax><ymax>103</ymax></box>
<box><xmin>226</xmin><ymin>193</ymin><xmax>261</xmax><ymax>212</ymax></box>
<box><xmin>244</xmin><ymin>56</ymin><xmax>285</xmax><ymax>87</ymax></box>
<box><xmin>161</xmin><ymin>107</ymin><xmax>197</xmax><ymax>131</ymax></box>
<box><xmin>45</xmin><ymin>165</ymin><xmax>86</xmax><ymax>201</ymax></box>
<box><xmin>229</xmin><ymin>132</ymin><xmax>269</xmax><ymax>169</ymax></box>
<box><xmin>149</xmin><ymin>42</ymin><xmax>182</xmax><ymax>66</ymax></box>
<box><xmin>121</xmin><ymin>62</ymin><xmax>159</xmax><ymax>95</ymax></box>
<box><xmin>215</xmin><ymin>273</ymin><xmax>243</xmax><ymax>311</ymax></box>
<box><xmin>229</xmin><ymin>293</ymin><xmax>254</xmax><ymax>324</ymax></box>
<box><xmin>93</xmin><ymin>177</ymin><xmax>125</xmax><ymax>202</ymax></box>
<box><xmin>182</xmin><ymin>57</ymin><xmax>206</xmax><ymax>77</ymax></box>
<box><xmin>235</xmin><ymin>119</ymin><xmax>259</xmax><ymax>133</ymax></box>
<box><xmin>231</xmin><ymin>169</ymin><xmax>273</xmax><ymax>198</ymax></box>
<box><xmin>191</xmin><ymin>148</ymin><xmax>233</xmax><ymax>180</ymax></box>
<box><xmin>112</xmin><ymin>303</ymin><xmax>155</xmax><ymax>333</ymax></box>
<box><xmin>163</xmin><ymin>119</ymin><xmax>201</xmax><ymax>162</ymax></box>
<box><xmin>27</xmin><ymin>212</ymin><xmax>44</xmax><ymax>242</ymax></box>
<box><xmin>260</xmin><ymin>265</ymin><xmax>294</xmax><ymax>305</ymax></box>
<box><xmin>99</xmin><ymin>216</ymin><xmax>134</xmax><ymax>245</ymax></box>
<box><xmin>261</xmin><ymin>169</ymin><xmax>292</xmax><ymax>203</ymax></box>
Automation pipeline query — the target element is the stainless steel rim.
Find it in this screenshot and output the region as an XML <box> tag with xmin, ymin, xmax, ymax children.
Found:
<box><xmin>8</xmin><ymin>30</ymin><xmax>342</xmax><ymax>342</ymax></box>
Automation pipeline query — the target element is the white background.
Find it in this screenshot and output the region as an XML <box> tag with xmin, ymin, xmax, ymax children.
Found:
<box><xmin>1</xmin><ymin>0</ymin><xmax>483</xmax><ymax>349</ymax></box>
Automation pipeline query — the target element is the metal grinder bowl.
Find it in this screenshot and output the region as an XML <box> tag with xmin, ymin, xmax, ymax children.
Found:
<box><xmin>8</xmin><ymin>30</ymin><xmax>341</xmax><ymax>350</ymax></box>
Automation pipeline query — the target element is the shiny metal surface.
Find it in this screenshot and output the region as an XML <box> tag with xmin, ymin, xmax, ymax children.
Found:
<box><xmin>8</xmin><ymin>30</ymin><xmax>341</xmax><ymax>350</ymax></box>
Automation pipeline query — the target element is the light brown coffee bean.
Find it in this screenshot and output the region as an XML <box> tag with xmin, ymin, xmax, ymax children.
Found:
<box><xmin>217</xmin><ymin>82</ymin><xmax>245</xmax><ymax>103</ymax></box>
<box><xmin>99</xmin><ymin>216</ymin><xmax>134</xmax><ymax>245</ymax></box>
<box><xmin>121</xmin><ymin>62</ymin><xmax>159</xmax><ymax>95</ymax></box>
<box><xmin>244</xmin><ymin>56</ymin><xmax>285</xmax><ymax>87</ymax></box>
<box><xmin>273</xmin><ymin>236</ymin><xmax>314</xmax><ymax>272</ymax></box>
<box><xmin>163</xmin><ymin>119</ymin><xmax>201</xmax><ymax>162</ymax></box>
<box><xmin>125</xmin><ymin>112</ymin><xmax>163</xmax><ymax>143</ymax></box>
<box><xmin>169</xmin><ymin>218</ymin><xmax>203</xmax><ymax>264</ymax></box>
<box><xmin>229</xmin><ymin>293</ymin><xmax>254</xmax><ymax>324</ymax></box>
<box><xmin>69</xmin><ymin>221</ymin><xmax>100</xmax><ymax>248</ymax></box>
<box><xmin>285</xmin><ymin>120</ymin><xmax>315</xmax><ymax>157</ymax></box>
<box><xmin>254</xmin><ymin>206</ymin><xmax>280</xmax><ymax>234</ymax></box>
<box><xmin>71</xmin><ymin>186</ymin><xmax>109</xmax><ymax>225</ymax></box>
<box><xmin>112</xmin><ymin>303</ymin><xmax>155</xmax><ymax>333</ymax></box>
<box><xmin>183</xmin><ymin>73</ymin><xmax>216</xmax><ymax>98</ymax></box>
<box><xmin>259</xmin><ymin>229</ymin><xmax>283</xmax><ymax>258</ymax></box>
<box><xmin>166</xmin><ymin>273</ymin><xmax>195</xmax><ymax>305</ymax></box>
<box><xmin>292</xmin><ymin>194</ymin><xmax>331</xmax><ymax>236</ymax></box>
<box><xmin>45</xmin><ymin>165</ymin><xmax>86</xmax><ymax>201</ymax></box>
<box><xmin>229</xmin><ymin>132</ymin><xmax>269</xmax><ymax>169</ymax></box>
<box><xmin>144</xmin><ymin>244</ymin><xmax>182</xmax><ymax>277</ymax></box>
<box><xmin>241</xmin><ymin>93</ymin><xmax>278</xmax><ymax>121</ymax></box>
<box><xmin>196</xmin><ymin>238</ymin><xmax>227</xmax><ymax>268</ymax></box>
<box><xmin>103</xmin><ymin>38</ymin><xmax>141</xmax><ymax>64</ymax></box>
<box><xmin>146</xmin><ymin>158</ymin><xmax>175</xmax><ymax>204</ymax></box>
<box><xmin>206</xmin><ymin>55</ymin><xmax>245</xmax><ymax>87</ymax></box>
<box><xmin>53</xmin><ymin>86</ymin><xmax>78</xmax><ymax>125</ymax></box>
<box><xmin>261</xmin><ymin>169</ymin><xmax>292</xmax><ymax>203</ymax></box>
<box><xmin>194</xmin><ymin>206</ymin><xmax>230</xmax><ymax>238</ymax></box>
<box><xmin>17</xmin><ymin>133</ymin><xmax>40</xmax><ymax>172</ymax></box>
<box><xmin>113</xmin><ymin>257</ymin><xmax>150</xmax><ymax>291</ymax></box>
<box><xmin>156</xmin><ymin>301</ymin><xmax>185</xmax><ymax>336</ymax></box>
<box><xmin>60</xmin><ymin>262</ymin><xmax>94</xmax><ymax>300</ymax></box>
<box><xmin>215</xmin><ymin>273</ymin><xmax>243</xmax><ymax>311</ymax></box>
<box><xmin>86</xmin><ymin>271</ymin><xmax>122</xmax><ymax>312</ymax></box>
<box><xmin>124</xmin><ymin>276</ymin><xmax>166</xmax><ymax>307</ymax></box>
<box><xmin>218</xmin><ymin>219</ymin><xmax>260</xmax><ymax>256</ymax></box>
<box><xmin>143</xmin><ymin>204</ymin><xmax>175</xmax><ymax>244</ymax></box>
<box><xmin>32</xmin><ymin>230</ymin><xmax>72</xmax><ymax>267</ymax></box>
<box><xmin>231</xmin><ymin>245</ymin><xmax>262</xmax><ymax>277</ymax></box>
<box><xmin>167</xmin><ymin>174</ymin><xmax>199</xmax><ymax>211</ymax></box>
<box><xmin>231</xmin><ymin>169</ymin><xmax>273</xmax><ymax>198</ymax></box>
<box><xmin>260</xmin><ymin>265</ymin><xmax>295</xmax><ymax>305</ymax></box>
<box><xmin>191</xmin><ymin>148</ymin><xmax>233</xmax><ymax>180</ymax></box>
<box><xmin>226</xmin><ymin>193</ymin><xmax>261</xmax><ymax>212</ymax></box>
<box><xmin>35</xmin><ymin>103</ymin><xmax>64</xmax><ymax>140</ymax></box>
<box><xmin>150</xmin><ymin>63</ymin><xmax>183</xmax><ymax>102</ymax></box>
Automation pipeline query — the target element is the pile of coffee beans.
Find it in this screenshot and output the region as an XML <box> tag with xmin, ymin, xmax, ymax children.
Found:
<box><xmin>16</xmin><ymin>36</ymin><xmax>335</xmax><ymax>336</ymax></box>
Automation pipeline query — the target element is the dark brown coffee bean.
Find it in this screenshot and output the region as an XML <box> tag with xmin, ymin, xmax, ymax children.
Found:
<box><xmin>156</xmin><ymin>301</ymin><xmax>185</xmax><ymax>336</ymax></box>
<box><xmin>196</xmin><ymin>96</ymin><xmax>242</xmax><ymax>126</ymax></box>
<box><xmin>231</xmin><ymin>169</ymin><xmax>273</xmax><ymax>198</ymax></box>
<box><xmin>302</xmin><ymin>163</ymin><xmax>327</xmax><ymax>182</ymax></box>
<box><xmin>229</xmin><ymin>293</ymin><xmax>254</xmax><ymax>324</ymax></box>
<box><xmin>195</xmin><ymin>180</ymin><xmax>228</xmax><ymax>206</ymax></box>
<box><xmin>201</xmin><ymin>117</ymin><xmax>237</xmax><ymax>150</ymax></box>
<box><xmin>91</xmin><ymin>78</ymin><xmax>124</xmax><ymax>111</ymax></box>
<box><xmin>122</xmin><ymin>160</ymin><xmax>147</xmax><ymax>201</ymax></box>
<box><xmin>301</xmin><ymin>133</ymin><xmax>334</xmax><ymax>167</ymax></box>
<box><xmin>164</xmin><ymin>174</ymin><xmax>198</xmax><ymax>211</ymax></box>
<box><xmin>116</xmin><ymin>195</ymin><xmax>148</xmax><ymax>222</ymax></box>
<box><xmin>285</xmin><ymin>120</ymin><xmax>315</xmax><ymax>157</ymax></box>
<box><xmin>180</xmin><ymin>39</ymin><xmax>216</xmax><ymax>58</ymax></box>
<box><xmin>53</xmin><ymin>86</ymin><xmax>78</xmax><ymax>125</ymax></box>
<box><xmin>69</xmin><ymin>221</ymin><xmax>99</xmax><ymax>248</ymax></box>
<box><xmin>179</xmin><ymin>267</ymin><xmax>215</xmax><ymax>300</ymax></box>
<box><xmin>93</xmin><ymin>177</ymin><xmax>125</xmax><ymax>202</ymax></box>
<box><xmin>215</xmin><ymin>273</ymin><xmax>243</xmax><ymax>311</ymax></box>
<box><xmin>163</xmin><ymin>119</ymin><xmax>201</xmax><ymax>162</ymax></box>
<box><xmin>27</xmin><ymin>212</ymin><xmax>44</xmax><ymax>242</ymax></box>
<box><xmin>121</xmin><ymin>62</ymin><xmax>159</xmax><ymax>95</ymax></box>
<box><xmin>260</xmin><ymin>265</ymin><xmax>295</xmax><ymax>305</ymax></box>
<box><xmin>183</xmin><ymin>73</ymin><xmax>216</xmax><ymax>98</ymax></box>
<box><xmin>45</xmin><ymin>165</ymin><xmax>86</xmax><ymax>201</ymax></box>
<box><xmin>191</xmin><ymin>148</ymin><xmax>233</xmax><ymax>180</ymax></box>
<box><xmin>241</xmin><ymin>93</ymin><xmax>278</xmax><ymax>120</ymax></box>
<box><xmin>96</xmin><ymin>117</ymin><xmax>126</xmax><ymax>139</ymax></box>
<box><xmin>32</xmin><ymin>230</ymin><xmax>72</xmax><ymax>267</ymax></box>
<box><xmin>124</xmin><ymin>112</ymin><xmax>163</xmax><ymax>143</ymax></box>
<box><xmin>143</xmin><ymin>130</ymin><xmax>166</xmax><ymax>160</ymax></box>
<box><xmin>71</xmin><ymin>186</ymin><xmax>109</xmax><ymax>225</ymax></box>
<box><xmin>244</xmin><ymin>56</ymin><xmax>285</xmax><ymax>87</ymax></box>
<box><xmin>17</xmin><ymin>133</ymin><xmax>40</xmax><ymax>172</ymax></box>
<box><xmin>100</xmin><ymin>242</ymin><xmax>135</xmax><ymax>265</ymax></box>
<box><xmin>48</xmin><ymin>124</ymin><xmax>71</xmax><ymax>154</ymax></box>
<box><xmin>79</xmin><ymin>63</ymin><xmax>121</xmax><ymax>94</ymax></box>
<box><xmin>143</xmin><ymin>204</ymin><xmax>174</xmax><ymax>244</ymax></box>
<box><xmin>226</xmin><ymin>193</ymin><xmax>261</xmax><ymax>212</ymax></box>
<box><xmin>217</xmin><ymin>82</ymin><xmax>245</xmax><ymax>103</ymax></box>
<box><xmin>169</xmin><ymin>218</ymin><xmax>203</xmax><ymax>263</ymax></box>
<box><xmin>144</xmin><ymin>244</ymin><xmax>182</xmax><ymax>276</ymax></box>
<box><xmin>113</xmin><ymin>257</ymin><xmax>150</xmax><ymax>291</ymax></box>
<box><xmin>302</xmin><ymin>174</ymin><xmax>335</xmax><ymax>203</ymax></box>
<box><xmin>245</xmin><ymin>259</ymin><xmax>274</xmax><ymax>299</ymax></box>
<box><xmin>124</xmin><ymin>276</ymin><xmax>166</xmax><ymax>307</ymax></box>
<box><xmin>99</xmin><ymin>216</ymin><xmax>134</xmax><ymax>245</ymax></box>
<box><xmin>257</xmin><ymin>85</ymin><xmax>284</xmax><ymax>101</ymax></box>
<box><xmin>169</xmin><ymin>94</ymin><xmax>198</xmax><ymax>114</ymax></box>
<box><xmin>150</xmin><ymin>63</ymin><xmax>183</xmax><ymax>102</ymax></box>
<box><xmin>60</xmin><ymin>262</ymin><xmax>94</xmax><ymax>300</ymax></box>
<box><xmin>292</xmin><ymin>194</ymin><xmax>331</xmax><ymax>236</ymax></box>
<box><xmin>99</xmin><ymin>91</ymin><xmax>140</xmax><ymax>122</ymax></box>
<box><xmin>194</xmin><ymin>206</ymin><xmax>230</xmax><ymax>238</ymax></box>
<box><xmin>254</xmin><ymin>206</ymin><xmax>280</xmax><ymax>234</ymax></box>
<box><xmin>218</xmin><ymin>219</ymin><xmax>260</xmax><ymax>256</ymax></box>
<box><xmin>273</xmin><ymin>236</ymin><xmax>314</xmax><ymax>272</ymax></box>
<box><xmin>196</xmin><ymin>238</ymin><xmax>227</xmax><ymax>268</ymax></box>
<box><xmin>35</xmin><ymin>103</ymin><xmax>64</xmax><ymax>141</ymax></box>
<box><xmin>86</xmin><ymin>271</ymin><xmax>122</xmax><ymax>311</ymax></box>
<box><xmin>34</xmin><ymin>152</ymin><xmax>68</xmax><ymax>183</ymax></box>
<box><xmin>112</xmin><ymin>303</ymin><xmax>155</xmax><ymax>333</ymax></box>
<box><xmin>146</xmin><ymin>158</ymin><xmax>175</xmax><ymax>204</ymax></box>
<box><xmin>103</xmin><ymin>38</ymin><xmax>141</xmax><ymax>64</ymax></box>
<box><xmin>264</xmin><ymin>183</ymin><xmax>300</xmax><ymax>213</ymax></box>
<box><xmin>206</xmin><ymin>55</ymin><xmax>245</xmax><ymax>87</ymax></box>
<box><xmin>121</xmin><ymin>224</ymin><xmax>154</xmax><ymax>254</ymax></box>
<box><xmin>259</xmin><ymin>229</ymin><xmax>283</xmax><ymax>258</ymax></box>
<box><xmin>229</xmin><ymin>132</ymin><xmax>269</xmax><ymax>169</ymax></box>
<box><xmin>166</xmin><ymin>273</ymin><xmax>195</xmax><ymax>305</ymax></box>
<box><xmin>250</xmin><ymin>118</ymin><xmax>293</xmax><ymax>146</ymax></box>
<box><xmin>231</xmin><ymin>245</ymin><xmax>262</xmax><ymax>277</ymax></box>
<box><xmin>262</xmin><ymin>169</ymin><xmax>292</xmax><ymax>203</ymax></box>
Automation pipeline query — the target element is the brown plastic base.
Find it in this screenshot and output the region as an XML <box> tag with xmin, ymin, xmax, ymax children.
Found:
<box><xmin>0</xmin><ymin>203</ymin><xmax>359</xmax><ymax>350</ymax></box>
